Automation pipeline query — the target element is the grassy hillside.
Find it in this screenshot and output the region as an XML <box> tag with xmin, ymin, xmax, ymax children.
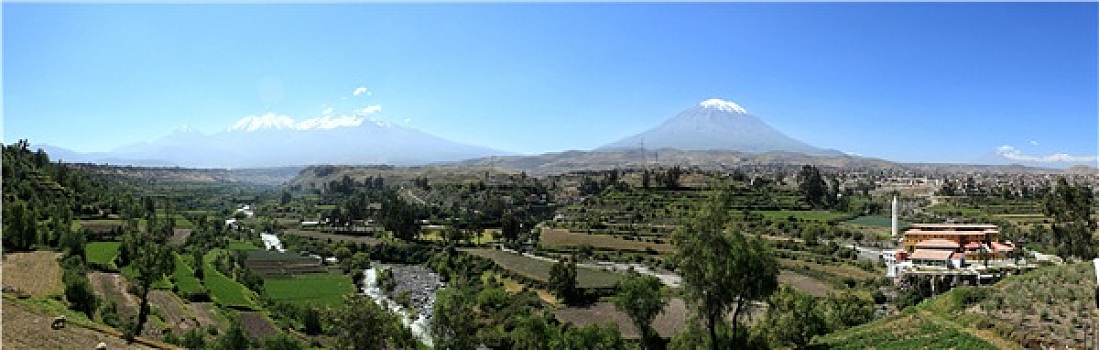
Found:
<box><xmin>816</xmin><ymin>261</ymin><xmax>1098</xmax><ymax>349</ymax></box>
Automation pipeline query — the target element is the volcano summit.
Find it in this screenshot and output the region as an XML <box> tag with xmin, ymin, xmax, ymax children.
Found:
<box><xmin>599</xmin><ymin>99</ymin><xmax>838</xmax><ymax>156</ymax></box>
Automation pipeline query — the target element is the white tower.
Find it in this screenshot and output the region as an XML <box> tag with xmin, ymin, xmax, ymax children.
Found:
<box><xmin>891</xmin><ymin>195</ymin><xmax>899</xmax><ymax>238</ymax></box>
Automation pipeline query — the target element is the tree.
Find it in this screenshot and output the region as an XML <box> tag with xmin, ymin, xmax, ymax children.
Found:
<box><xmin>760</xmin><ymin>286</ymin><xmax>827</xmax><ymax>349</ymax></box>
<box><xmin>432</xmin><ymin>285</ymin><xmax>479</xmax><ymax>350</ymax></box>
<box><xmin>549</xmin><ymin>257</ymin><xmax>579</xmax><ymax>305</ymax></box>
<box><xmin>797</xmin><ymin>165</ymin><xmax>827</xmax><ymax>209</ymax></box>
<box><xmin>3</xmin><ymin>199</ymin><xmax>37</xmax><ymax>251</ymax></box>
<box><xmin>1043</xmin><ymin>177</ymin><xmax>1097</xmax><ymax>259</ymax></box>
<box><xmin>614</xmin><ymin>273</ymin><xmax>667</xmax><ymax>349</ymax></box>
<box><xmin>329</xmin><ymin>294</ymin><xmax>414</xmax><ymax>349</ymax></box>
<box><xmin>673</xmin><ymin>187</ymin><xmax>780</xmax><ymax>350</ymax></box>
<box><xmin>302</xmin><ymin>306</ymin><xmax>323</xmax><ymax>335</ymax></box>
<box><xmin>511</xmin><ymin>313</ymin><xmax>560</xmax><ymax>350</ymax></box>
<box><xmin>551</xmin><ymin>324</ymin><xmax>627</xmax><ymax>350</ymax></box>
<box><xmin>213</xmin><ymin>318</ymin><xmax>251</xmax><ymax>350</ymax></box>
<box><xmin>123</xmin><ymin>216</ymin><xmax>176</xmax><ymax>340</ymax></box>
<box><xmin>820</xmin><ymin>291</ymin><xmax>875</xmax><ymax>332</ymax></box>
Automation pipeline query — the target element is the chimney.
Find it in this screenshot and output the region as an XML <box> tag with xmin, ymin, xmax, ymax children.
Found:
<box><xmin>891</xmin><ymin>195</ymin><xmax>899</xmax><ymax>238</ymax></box>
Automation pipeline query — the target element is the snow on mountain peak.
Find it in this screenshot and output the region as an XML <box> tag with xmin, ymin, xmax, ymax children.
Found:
<box><xmin>230</xmin><ymin>112</ymin><xmax>378</xmax><ymax>132</ymax></box>
<box><xmin>699</xmin><ymin>99</ymin><xmax>748</xmax><ymax>114</ymax></box>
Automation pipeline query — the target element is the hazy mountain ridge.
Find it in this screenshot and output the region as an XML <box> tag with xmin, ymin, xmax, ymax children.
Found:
<box><xmin>36</xmin><ymin>122</ymin><xmax>509</xmax><ymax>169</ymax></box>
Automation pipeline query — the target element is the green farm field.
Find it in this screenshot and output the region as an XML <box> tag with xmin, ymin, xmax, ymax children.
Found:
<box><xmin>85</xmin><ymin>241</ymin><xmax>121</xmax><ymax>266</ymax></box>
<box><xmin>203</xmin><ymin>249</ymin><xmax>258</xmax><ymax>309</ymax></box>
<box><xmin>264</xmin><ymin>273</ymin><xmax>355</xmax><ymax>308</ymax></box>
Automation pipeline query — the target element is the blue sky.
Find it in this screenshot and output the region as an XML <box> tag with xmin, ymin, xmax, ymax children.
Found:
<box><xmin>4</xmin><ymin>3</ymin><xmax>1096</xmax><ymax>165</ymax></box>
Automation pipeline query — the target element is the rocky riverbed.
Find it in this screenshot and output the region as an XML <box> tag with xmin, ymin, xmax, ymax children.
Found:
<box><xmin>362</xmin><ymin>264</ymin><xmax>443</xmax><ymax>346</ymax></box>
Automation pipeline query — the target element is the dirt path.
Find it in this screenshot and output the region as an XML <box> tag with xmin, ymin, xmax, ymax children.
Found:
<box><xmin>1</xmin><ymin>299</ymin><xmax>154</xmax><ymax>349</ymax></box>
<box><xmin>917</xmin><ymin>309</ymin><xmax>1021</xmax><ymax>350</ymax></box>
<box><xmin>2</xmin><ymin>251</ymin><xmax>63</xmax><ymax>297</ymax></box>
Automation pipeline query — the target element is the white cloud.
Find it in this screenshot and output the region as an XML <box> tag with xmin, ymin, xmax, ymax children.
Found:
<box><xmin>353</xmin><ymin>87</ymin><xmax>369</xmax><ymax>96</ymax></box>
<box><xmin>1029</xmin><ymin>140</ymin><xmax>1039</xmax><ymax>146</ymax></box>
<box><xmin>995</xmin><ymin>145</ymin><xmax>1097</xmax><ymax>163</ymax></box>
<box><xmin>322</xmin><ymin>106</ymin><xmax>335</xmax><ymax>116</ymax></box>
<box><xmin>359</xmin><ymin>105</ymin><xmax>382</xmax><ymax>115</ymax></box>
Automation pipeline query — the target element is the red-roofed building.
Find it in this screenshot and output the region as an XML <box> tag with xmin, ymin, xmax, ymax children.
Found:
<box><xmin>898</xmin><ymin>223</ymin><xmax>1015</xmax><ymax>266</ymax></box>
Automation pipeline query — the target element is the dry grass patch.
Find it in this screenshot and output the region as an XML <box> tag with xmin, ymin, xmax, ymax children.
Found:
<box><xmin>540</xmin><ymin>228</ymin><xmax>674</xmax><ymax>253</ymax></box>
<box><xmin>2</xmin><ymin>251</ymin><xmax>63</xmax><ymax>297</ymax></box>
<box><xmin>778</xmin><ymin>271</ymin><xmax>835</xmax><ymax>297</ymax></box>
<box><xmin>2</xmin><ymin>299</ymin><xmax>156</xmax><ymax>349</ymax></box>
<box><xmin>554</xmin><ymin>299</ymin><xmax>689</xmax><ymax>339</ymax></box>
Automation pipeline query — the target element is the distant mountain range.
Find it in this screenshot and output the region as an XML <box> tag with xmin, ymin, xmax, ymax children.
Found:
<box><xmin>37</xmin><ymin>118</ymin><xmax>508</xmax><ymax>168</ymax></box>
<box><xmin>30</xmin><ymin>98</ymin><xmax>1095</xmax><ymax>171</ymax></box>
<box><xmin>599</xmin><ymin>99</ymin><xmax>841</xmax><ymax>156</ymax></box>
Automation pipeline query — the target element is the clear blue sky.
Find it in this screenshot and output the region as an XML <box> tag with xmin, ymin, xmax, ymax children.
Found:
<box><xmin>4</xmin><ymin>3</ymin><xmax>1096</xmax><ymax>164</ymax></box>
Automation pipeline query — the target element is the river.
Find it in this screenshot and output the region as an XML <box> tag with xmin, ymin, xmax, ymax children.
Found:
<box><xmin>361</xmin><ymin>266</ymin><xmax>439</xmax><ymax>347</ymax></box>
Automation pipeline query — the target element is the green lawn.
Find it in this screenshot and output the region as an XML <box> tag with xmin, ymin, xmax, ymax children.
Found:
<box><xmin>264</xmin><ymin>273</ymin><xmax>355</xmax><ymax>307</ymax></box>
<box><xmin>86</xmin><ymin>241</ymin><xmax>121</xmax><ymax>266</ymax></box>
<box><xmin>203</xmin><ymin>249</ymin><xmax>258</xmax><ymax>309</ymax></box>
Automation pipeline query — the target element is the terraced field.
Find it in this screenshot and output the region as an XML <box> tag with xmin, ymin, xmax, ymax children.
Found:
<box><xmin>461</xmin><ymin>248</ymin><xmax>624</xmax><ymax>289</ymax></box>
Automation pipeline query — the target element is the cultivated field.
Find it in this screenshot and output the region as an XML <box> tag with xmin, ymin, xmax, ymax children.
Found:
<box><xmin>203</xmin><ymin>250</ymin><xmax>259</xmax><ymax>309</ymax></box>
<box><xmin>264</xmin><ymin>273</ymin><xmax>355</xmax><ymax>307</ymax></box>
<box><xmin>1</xmin><ymin>299</ymin><xmax>155</xmax><ymax>349</ymax></box>
<box><xmin>778</xmin><ymin>271</ymin><xmax>835</xmax><ymax>297</ymax></box>
<box><xmin>461</xmin><ymin>248</ymin><xmax>623</xmax><ymax>289</ymax></box>
<box><xmin>554</xmin><ymin>298</ymin><xmax>690</xmax><ymax>339</ymax></box>
<box><xmin>238</xmin><ymin>311</ymin><xmax>280</xmax><ymax>340</ymax></box>
<box><xmin>283</xmin><ymin>229</ymin><xmax>380</xmax><ymax>245</ymax></box>
<box><xmin>539</xmin><ymin>228</ymin><xmax>675</xmax><ymax>253</ymax></box>
<box><xmin>2</xmin><ymin>251</ymin><xmax>63</xmax><ymax>297</ymax></box>
<box><xmin>88</xmin><ymin>272</ymin><xmax>139</xmax><ymax>317</ymax></box>
<box><xmin>86</xmin><ymin>241</ymin><xmax>121</xmax><ymax>267</ymax></box>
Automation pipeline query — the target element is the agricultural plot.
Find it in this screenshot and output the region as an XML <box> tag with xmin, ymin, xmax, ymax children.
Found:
<box><xmin>243</xmin><ymin>250</ymin><xmax>327</xmax><ymax>277</ymax></box>
<box><xmin>778</xmin><ymin>271</ymin><xmax>834</xmax><ymax>297</ymax></box>
<box><xmin>227</xmin><ymin>240</ymin><xmax>262</xmax><ymax>251</ymax></box>
<box><xmin>203</xmin><ymin>250</ymin><xmax>259</xmax><ymax>309</ymax></box>
<box><xmin>755</xmin><ymin>210</ymin><xmax>854</xmax><ymax>223</ymax></box>
<box><xmin>85</xmin><ymin>242</ymin><xmax>121</xmax><ymax>267</ymax></box>
<box><xmin>283</xmin><ymin>229</ymin><xmax>380</xmax><ymax>246</ymax></box>
<box><xmin>539</xmin><ymin>228</ymin><xmax>674</xmax><ymax>254</ymax></box>
<box><xmin>2</xmin><ymin>300</ymin><xmax>152</xmax><ymax>350</ymax></box>
<box><xmin>554</xmin><ymin>298</ymin><xmax>690</xmax><ymax>339</ymax></box>
<box><xmin>1</xmin><ymin>251</ymin><xmax>63</xmax><ymax>297</ymax></box>
<box><xmin>462</xmin><ymin>248</ymin><xmax>623</xmax><ymax>289</ymax></box>
<box><xmin>264</xmin><ymin>273</ymin><xmax>355</xmax><ymax>307</ymax></box>
<box><xmin>88</xmin><ymin>272</ymin><xmax>139</xmax><ymax>318</ymax></box>
<box><xmin>171</xmin><ymin>254</ymin><xmax>204</xmax><ymax>297</ymax></box>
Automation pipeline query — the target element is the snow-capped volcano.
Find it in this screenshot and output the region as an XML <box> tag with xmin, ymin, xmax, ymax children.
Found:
<box><xmin>599</xmin><ymin>99</ymin><xmax>838</xmax><ymax>155</ymax></box>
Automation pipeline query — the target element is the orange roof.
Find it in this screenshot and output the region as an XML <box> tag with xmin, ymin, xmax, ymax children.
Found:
<box><xmin>910</xmin><ymin>249</ymin><xmax>954</xmax><ymax>260</ymax></box>
<box><xmin>914</xmin><ymin>238</ymin><xmax>961</xmax><ymax>249</ymax></box>
<box><xmin>991</xmin><ymin>242</ymin><xmax>1014</xmax><ymax>252</ymax></box>
<box><xmin>964</xmin><ymin>242</ymin><xmax>982</xmax><ymax>249</ymax></box>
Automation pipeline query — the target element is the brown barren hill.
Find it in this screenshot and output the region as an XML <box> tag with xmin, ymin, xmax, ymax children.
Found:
<box><xmin>2</xmin><ymin>251</ymin><xmax>63</xmax><ymax>297</ymax></box>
